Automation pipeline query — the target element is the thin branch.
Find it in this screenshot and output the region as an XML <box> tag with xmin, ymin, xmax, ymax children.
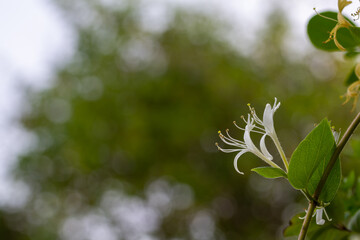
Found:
<box><xmin>298</xmin><ymin>111</ymin><xmax>360</xmax><ymax>240</ymax></box>
<box><xmin>298</xmin><ymin>201</ymin><xmax>316</xmax><ymax>240</ymax></box>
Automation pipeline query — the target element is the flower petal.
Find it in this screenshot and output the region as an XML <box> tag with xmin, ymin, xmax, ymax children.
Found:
<box><xmin>233</xmin><ymin>150</ymin><xmax>247</xmax><ymax>174</ymax></box>
<box><xmin>316</xmin><ymin>208</ymin><xmax>325</xmax><ymax>225</ymax></box>
<box><xmin>260</xmin><ymin>134</ymin><xmax>273</xmax><ymax>161</ymax></box>
<box><xmin>244</xmin><ymin>127</ymin><xmax>257</xmax><ymax>153</ymax></box>
<box><xmin>338</xmin><ymin>0</ymin><xmax>352</xmax><ymax>12</ymax></box>
<box><xmin>262</xmin><ymin>104</ymin><xmax>275</xmax><ymax>135</ymax></box>
<box><xmin>331</xmin><ymin>129</ymin><xmax>340</xmax><ymax>144</ymax></box>
<box><xmin>273</xmin><ymin>97</ymin><xmax>281</xmax><ymax>111</ymax></box>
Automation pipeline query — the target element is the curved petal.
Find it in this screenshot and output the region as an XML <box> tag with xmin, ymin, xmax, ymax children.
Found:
<box><xmin>331</xmin><ymin>129</ymin><xmax>340</xmax><ymax>144</ymax></box>
<box><xmin>273</xmin><ymin>97</ymin><xmax>281</xmax><ymax>111</ymax></box>
<box><xmin>233</xmin><ymin>150</ymin><xmax>247</xmax><ymax>175</ymax></box>
<box><xmin>338</xmin><ymin>0</ymin><xmax>352</xmax><ymax>12</ymax></box>
<box><xmin>316</xmin><ymin>209</ymin><xmax>325</xmax><ymax>225</ymax></box>
<box><xmin>260</xmin><ymin>134</ymin><xmax>273</xmax><ymax>161</ymax></box>
<box><xmin>244</xmin><ymin>127</ymin><xmax>257</xmax><ymax>153</ymax></box>
<box><xmin>333</xmin><ymin>24</ymin><xmax>346</xmax><ymax>51</ymax></box>
<box><xmin>262</xmin><ymin>104</ymin><xmax>275</xmax><ymax>135</ymax></box>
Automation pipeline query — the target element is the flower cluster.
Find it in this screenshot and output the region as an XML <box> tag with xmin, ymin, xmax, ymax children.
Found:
<box><xmin>216</xmin><ymin>98</ymin><xmax>288</xmax><ymax>174</ymax></box>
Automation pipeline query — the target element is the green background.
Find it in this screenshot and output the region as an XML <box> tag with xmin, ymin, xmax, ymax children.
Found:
<box><xmin>2</xmin><ymin>1</ymin><xmax>360</xmax><ymax>240</ymax></box>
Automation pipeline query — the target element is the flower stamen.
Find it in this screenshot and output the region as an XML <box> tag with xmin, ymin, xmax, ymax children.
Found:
<box><xmin>216</xmin><ymin>98</ymin><xmax>286</xmax><ymax>174</ymax></box>
<box><xmin>313</xmin><ymin>8</ymin><xmax>338</xmax><ymax>23</ymax></box>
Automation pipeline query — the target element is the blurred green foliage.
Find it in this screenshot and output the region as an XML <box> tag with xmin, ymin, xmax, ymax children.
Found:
<box><xmin>1</xmin><ymin>1</ymin><xmax>360</xmax><ymax>240</ymax></box>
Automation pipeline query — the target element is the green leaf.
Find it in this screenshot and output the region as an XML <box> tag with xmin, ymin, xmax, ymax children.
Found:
<box><xmin>288</xmin><ymin>119</ymin><xmax>334</xmax><ymax>189</ymax></box>
<box><xmin>349</xmin><ymin>26</ymin><xmax>360</xmax><ymax>44</ymax></box>
<box><xmin>307</xmin><ymin>11</ymin><xmax>359</xmax><ymax>51</ymax></box>
<box><xmin>345</xmin><ymin>66</ymin><xmax>357</xmax><ymax>86</ymax></box>
<box><xmin>348</xmin><ymin>209</ymin><xmax>360</xmax><ymax>233</ymax></box>
<box><xmin>288</xmin><ymin>119</ymin><xmax>341</xmax><ymax>202</ymax></box>
<box><xmin>307</xmin><ymin>155</ymin><xmax>341</xmax><ymax>203</ymax></box>
<box><xmin>307</xmin><ymin>12</ymin><xmax>338</xmax><ymax>51</ymax></box>
<box><xmin>251</xmin><ymin>167</ymin><xmax>287</xmax><ymax>179</ymax></box>
<box><xmin>337</xmin><ymin>27</ymin><xmax>360</xmax><ymax>50</ymax></box>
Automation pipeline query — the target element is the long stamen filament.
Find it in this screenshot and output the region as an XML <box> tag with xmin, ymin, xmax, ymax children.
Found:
<box><xmin>322</xmin><ymin>208</ymin><xmax>332</xmax><ymax>221</ymax></box>
<box><xmin>233</xmin><ymin>121</ymin><xmax>266</xmax><ymax>134</ymax></box>
<box><xmin>225</xmin><ymin>130</ymin><xmax>244</xmax><ymax>143</ymax></box>
<box><xmin>219</xmin><ymin>135</ymin><xmax>246</xmax><ymax>147</ymax></box>
<box><xmin>313</xmin><ymin>8</ymin><xmax>338</xmax><ymax>22</ymax></box>
<box><xmin>215</xmin><ymin>143</ymin><xmax>242</xmax><ymax>153</ymax></box>
<box><xmin>250</xmin><ymin>111</ymin><xmax>263</xmax><ymax>125</ymax></box>
<box><xmin>253</xmin><ymin>125</ymin><xmax>266</xmax><ymax>132</ymax></box>
<box><xmin>240</xmin><ymin>115</ymin><xmax>248</xmax><ymax>125</ymax></box>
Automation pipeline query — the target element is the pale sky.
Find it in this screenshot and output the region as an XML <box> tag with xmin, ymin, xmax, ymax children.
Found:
<box><xmin>0</xmin><ymin>0</ymin><xmax>351</xmax><ymax>208</ymax></box>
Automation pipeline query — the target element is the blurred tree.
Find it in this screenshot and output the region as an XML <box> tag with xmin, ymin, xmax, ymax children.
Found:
<box><xmin>1</xmin><ymin>1</ymin><xmax>357</xmax><ymax>240</ymax></box>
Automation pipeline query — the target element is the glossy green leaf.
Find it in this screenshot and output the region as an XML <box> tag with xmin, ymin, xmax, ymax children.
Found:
<box><xmin>307</xmin><ymin>11</ymin><xmax>359</xmax><ymax>51</ymax></box>
<box><xmin>337</xmin><ymin>27</ymin><xmax>360</xmax><ymax>50</ymax></box>
<box><xmin>306</xmin><ymin>152</ymin><xmax>341</xmax><ymax>203</ymax></box>
<box><xmin>288</xmin><ymin>119</ymin><xmax>334</xmax><ymax>189</ymax></box>
<box><xmin>251</xmin><ymin>167</ymin><xmax>287</xmax><ymax>179</ymax></box>
<box><xmin>288</xmin><ymin>119</ymin><xmax>341</xmax><ymax>202</ymax></box>
<box><xmin>349</xmin><ymin>26</ymin><xmax>360</xmax><ymax>44</ymax></box>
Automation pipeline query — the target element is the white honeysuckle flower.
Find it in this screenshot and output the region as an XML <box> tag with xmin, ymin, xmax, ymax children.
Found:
<box><xmin>216</xmin><ymin>98</ymin><xmax>287</xmax><ymax>174</ymax></box>
<box><xmin>299</xmin><ymin>206</ymin><xmax>332</xmax><ymax>225</ymax></box>
<box><xmin>331</xmin><ymin>127</ymin><xmax>341</xmax><ymax>144</ymax></box>
<box><xmin>248</xmin><ymin>98</ymin><xmax>289</xmax><ymax>171</ymax></box>
<box><xmin>315</xmin><ymin>208</ymin><xmax>325</xmax><ymax>225</ymax></box>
